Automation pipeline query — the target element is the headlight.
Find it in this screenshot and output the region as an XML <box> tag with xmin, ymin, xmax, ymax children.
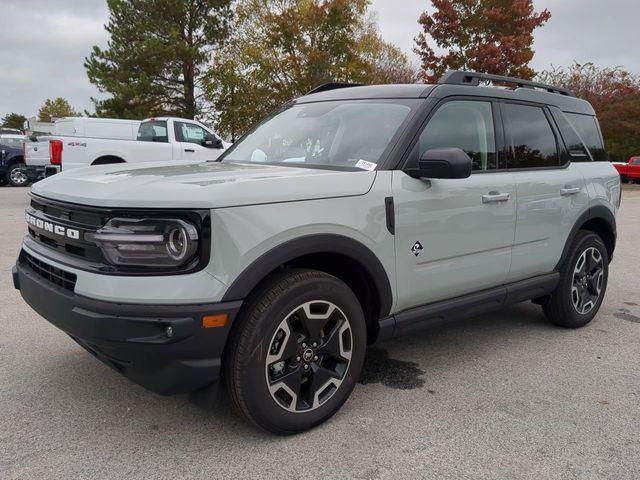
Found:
<box><xmin>86</xmin><ymin>218</ymin><xmax>199</xmax><ymax>268</ymax></box>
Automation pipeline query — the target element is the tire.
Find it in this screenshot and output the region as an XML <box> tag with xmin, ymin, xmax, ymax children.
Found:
<box><xmin>543</xmin><ymin>231</ymin><xmax>609</xmax><ymax>328</ymax></box>
<box><xmin>5</xmin><ymin>163</ymin><xmax>28</xmax><ymax>187</ymax></box>
<box><xmin>224</xmin><ymin>268</ymin><xmax>366</xmax><ymax>434</ymax></box>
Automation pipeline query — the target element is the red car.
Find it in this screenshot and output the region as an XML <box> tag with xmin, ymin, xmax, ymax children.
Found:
<box><xmin>613</xmin><ymin>156</ymin><xmax>640</xmax><ymax>183</ymax></box>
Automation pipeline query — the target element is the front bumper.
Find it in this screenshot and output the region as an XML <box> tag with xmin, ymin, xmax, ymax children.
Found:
<box><xmin>13</xmin><ymin>258</ymin><xmax>242</xmax><ymax>395</ymax></box>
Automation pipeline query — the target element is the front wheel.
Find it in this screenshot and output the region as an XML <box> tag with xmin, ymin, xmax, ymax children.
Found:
<box><xmin>224</xmin><ymin>269</ymin><xmax>366</xmax><ymax>434</ymax></box>
<box><xmin>543</xmin><ymin>231</ymin><xmax>609</xmax><ymax>328</ymax></box>
<box><xmin>5</xmin><ymin>163</ymin><xmax>29</xmax><ymax>187</ymax></box>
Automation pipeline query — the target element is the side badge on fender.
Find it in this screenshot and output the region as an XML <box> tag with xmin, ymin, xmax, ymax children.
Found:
<box><xmin>411</xmin><ymin>241</ymin><xmax>424</xmax><ymax>257</ymax></box>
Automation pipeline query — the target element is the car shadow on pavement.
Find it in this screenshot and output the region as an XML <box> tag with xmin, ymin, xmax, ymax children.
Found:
<box><xmin>33</xmin><ymin>300</ymin><xmax>569</xmax><ymax>436</ymax></box>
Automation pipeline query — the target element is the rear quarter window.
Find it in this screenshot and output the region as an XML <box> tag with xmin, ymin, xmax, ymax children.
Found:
<box><xmin>137</xmin><ymin>121</ymin><xmax>168</xmax><ymax>143</ymax></box>
<box><xmin>549</xmin><ymin>107</ymin><xmax>591</xmax><ymax>161</ymax></box>
<box><xmin>565</xmin><ymin>113</ymin><xmax>607</xmax><ymax>161</ymax></box>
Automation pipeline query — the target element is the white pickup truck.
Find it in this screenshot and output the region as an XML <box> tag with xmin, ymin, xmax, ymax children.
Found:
<box><xmin>24</xmin><ymin>116</ymin><xmax>228</xmax><ymax>181</ymax></box>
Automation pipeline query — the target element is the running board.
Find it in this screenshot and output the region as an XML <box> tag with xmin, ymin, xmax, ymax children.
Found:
<box><xmin>377</xmin><ymin>273</ymin><xmax>559</xmax><ymax>341</ymax></box>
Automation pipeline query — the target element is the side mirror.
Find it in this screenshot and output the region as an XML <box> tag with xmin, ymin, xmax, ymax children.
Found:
<box><xmin>203</xmin><ymin>134</ymin><xmax>224</xmax><ymax>149</ymax></box>
<box><xmin>405</xmin><ymin>148</ymin><xmax>472</xmax><ymax>179</ymax></box>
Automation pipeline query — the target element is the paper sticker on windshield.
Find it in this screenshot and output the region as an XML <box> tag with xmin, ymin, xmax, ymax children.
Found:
<box><xmin>355</xmin><ymin>159</ymin><xmax>376</xmax><ymax>171</ymax></box>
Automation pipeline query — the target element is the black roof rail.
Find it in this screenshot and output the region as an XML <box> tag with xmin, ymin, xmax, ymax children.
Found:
<box><xmin>438</xmin><ymin>70</ymin><xmax>575</xmax><ymax>97</ymax></box>
<box><xmin>306</xmin><ymin>82</ymin><xmax>364</xmax><ymax>95</ymax></box>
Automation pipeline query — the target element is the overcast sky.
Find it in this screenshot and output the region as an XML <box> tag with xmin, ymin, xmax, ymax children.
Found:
<box><xmin>0</xmin><ymin>0</ymin><xmax>637</xmax><ymax>119</ymax></box>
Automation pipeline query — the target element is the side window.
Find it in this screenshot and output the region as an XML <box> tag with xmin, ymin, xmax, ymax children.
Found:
<box><xmin>503</xmin><ymin>104</ymin><xmax>559</xmax><ymax>169</ymax></box>
<box><xmin>565</xmin><ymin>113</ymin><xmax>607</xmax><ymax>161</ymax></box>
<box><xmin>137</xmin><ymin>120</ymin><xmax>168</xmax><ymax>143</ymax></box>
<box><xmin>175</xmin><ymin>122</ymin><xmax>208</xmax><ymax>146</ymax></box>
<box><xmin>417</xmin><ymin>100</ymin><xmax>497</xmax><ymax>171</ymax></box>
<box><xmin>548</xmin><ymin>107</ymin><xmax>591</xmax><ymax>161</ymax></box>
<box><xmin>632</xmin><ymin>158</ymin><xmax>640</xmax><ymax>165</ymax></box>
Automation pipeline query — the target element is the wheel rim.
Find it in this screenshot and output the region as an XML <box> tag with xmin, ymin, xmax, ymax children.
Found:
<box><xmin>571</xmin><ymin>247</ymin><xmax>604</xmax><ymax>315</ymax></box>
<box><xmin>265</xmin><ymin>300</ymin><xmax>353</xmax><ymax>413</ymax></box>
<box><xmin>9</xmin><ymin>166</ymin><xmax>27</xmax><ymax>185</ymax></box>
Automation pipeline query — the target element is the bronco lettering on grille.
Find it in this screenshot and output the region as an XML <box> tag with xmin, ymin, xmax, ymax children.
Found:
<box><xmin>25</xmin><ymin>212</ymin><xmax>80</xmax><ymax>240</ymax></box>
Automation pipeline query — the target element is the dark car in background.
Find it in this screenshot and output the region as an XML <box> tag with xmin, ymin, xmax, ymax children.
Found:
<box><xmin>0</xmin><ymin>135</ymin><xmax>28</xmax><ymax>187</ymax></box>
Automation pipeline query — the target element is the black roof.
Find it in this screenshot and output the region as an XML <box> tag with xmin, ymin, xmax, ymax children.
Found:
<box><xmin>297</xmin><ymin>71</ymin><xmax>595</xmax><ymax>115</ymax></box>
<box><xmin>298</xmin><ymin>84</ymin><xmax>435</xmax><ymax>102</ymax></box>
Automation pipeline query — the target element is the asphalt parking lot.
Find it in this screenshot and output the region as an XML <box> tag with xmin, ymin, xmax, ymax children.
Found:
<box><xmin>1</xmin><ymin>185</ymin><xmax>639</xmax><ymax>479</ymax></box>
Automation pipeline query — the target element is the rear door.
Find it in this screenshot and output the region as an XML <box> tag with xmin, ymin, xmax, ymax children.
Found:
<box><xmin>501</xmin><ymin>102</ymin><xmax>589</xmax><ymax>282</ymax></box>
<box><xmin>392</xmin><ymin>98</ymin><xmax>516</xmax><ymax>311</ymax></box>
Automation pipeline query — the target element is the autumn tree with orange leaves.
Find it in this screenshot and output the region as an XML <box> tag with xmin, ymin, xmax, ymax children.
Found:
<box><xmin>415</xmin><ymin>0</ymin><xmax>551</xmax><ymax>83</ymax></box>
<box><xmin>538</xmin><ymin>63</ymin><xmax>640</xmax><ymax>161</ymax></box>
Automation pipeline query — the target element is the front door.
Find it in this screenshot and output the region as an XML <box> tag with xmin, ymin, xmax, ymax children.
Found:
<box><xmin>393</xmin><ymin>99</ymin><xmax>516</xmax><ymax>312</ymax></box>
<box><xmin>174</xmin><ymin>121</ymin><xmax>221</xmax><ymax>161</ymax></box>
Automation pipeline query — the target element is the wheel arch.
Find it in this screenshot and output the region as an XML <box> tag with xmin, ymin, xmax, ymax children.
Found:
<box><xmin>221</xmin><ymin>234</ymin><xmax>394</xmax><ymax>344</ymax></box>
<box><xmin>556</xmin><ymin>205</ymin><xmax>617</xmax><ymax>269</ymax></box>
<box><xmin>7</xmin><ymin>155</ymin><xmax>25</xmax><ymax>166</ymax></box>
<box><xmin>92</xmin><ymin>155</ymin><xmax>126</xmax><ymax>166</ymax></box>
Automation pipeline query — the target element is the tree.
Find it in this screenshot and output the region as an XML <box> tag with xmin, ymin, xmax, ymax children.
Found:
<box><xmin>38</xmin><ymin>98</ymin><xmax>80</xmax><ymax>122</ymax></box>
<box><xmin>414</xmin><ymin>0</ymin><xmax>551</xmax><ymax>83</ymax></box>
<box><xmin>1</xmin><ymin>113</ymin><xmax>27</xmax><ymax>131</ymax></box>
<box><xmin>85</xmin><ymin>0</ymin><xmax>232</xmax><ymax>120</ymax></box>
<box><xmin>206</xmin><ymin>0</ymin><xmax>416</xmax><ymax>141</ymax></box>
<box><xmin>538</xmin><ymin>63</ymin><xmax>640</xmax><ymax>162</ymax></box>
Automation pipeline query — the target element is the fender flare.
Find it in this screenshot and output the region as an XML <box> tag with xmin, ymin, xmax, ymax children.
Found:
<box><xmin>556</xmin><ymin>205</ymin><xmax>617</xmax><ymax>270</ymax></box>
<box><xmin>220</xmin><ymin>234</ymin><xmax>393</xmax><ymax>317</ymax></box>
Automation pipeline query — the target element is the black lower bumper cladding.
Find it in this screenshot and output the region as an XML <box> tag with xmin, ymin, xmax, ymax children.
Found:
<box><xmin>13</xmin><ymin>258</ymin><xmax>242</xmax><ymax>395</ymax></box>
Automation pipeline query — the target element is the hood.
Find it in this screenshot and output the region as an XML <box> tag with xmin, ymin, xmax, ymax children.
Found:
<box><xmin>31</xmin><ymin>161</ymin><xmax>376</xmax><ymax>209</ymax></box>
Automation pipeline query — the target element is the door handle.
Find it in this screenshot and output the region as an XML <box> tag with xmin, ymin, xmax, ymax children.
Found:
<box><xmin>482</xmin><ymin>192</ymin><xmax>510</xmax><ymax>204</ymax></box>
<box><xmin>184</xmin><ymin>148</ymin><xmax>195</xmax><ymax>153</ymax></box>
<box><xmin>560</xmin><ymin>187</ymin><xmax>580</xmax><ymax>196</ymax></box>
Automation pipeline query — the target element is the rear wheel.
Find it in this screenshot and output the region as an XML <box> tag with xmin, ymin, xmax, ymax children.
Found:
<box><xmin>543</xmin><ymin>231</ymin><xmax>608</xmax><ymax>328</ymax></box>
<box><xmin>224</xmin><ymin>269</ymin><xmax>366</xmax><ymax>434</ymax></box>
<box><xmin>6</xmin><ymin>163</ymin><xmax>28</xmax><ymax>187</ymax></box>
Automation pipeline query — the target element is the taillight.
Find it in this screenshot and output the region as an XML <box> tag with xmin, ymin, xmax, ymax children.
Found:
<box><xmin>49</xmin><ymin>140</ymin><xmax>63</xmax><ymax>165</ymax></box>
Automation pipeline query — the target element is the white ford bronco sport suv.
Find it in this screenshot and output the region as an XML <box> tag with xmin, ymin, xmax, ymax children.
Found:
<box><xmin>13</xmin><ymin>71</ymin><xmax>620</xmax><ymax>434</ymax></box>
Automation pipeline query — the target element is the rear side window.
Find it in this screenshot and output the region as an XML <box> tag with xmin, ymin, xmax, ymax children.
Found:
<box><xmin>549</xmin><ymin>107</ymin><xmax>591</xmax><ymax>161</ymax></box>
<box><xmin>418</xmin><ymin>100</ymin><xmax>497</xmax><ymax>171</ymax></box>
<box><xmin>565</xmin><ymin>113</ymin><xmax>607</xmax><ymax>161</ymax></box>
<box><xmin>503</xmin><ymin>103</ymin><xmax>559</xmax><ymax>169</ymax></box>
<box><xmin>137</xmin><ymin>120</ymin><xmax>168</xmax><ymax>143</ymax></box>
<box><xmin>632</xmin><ymin>158</ymin><xmax>640</xmax><ymax>165</ymax></box>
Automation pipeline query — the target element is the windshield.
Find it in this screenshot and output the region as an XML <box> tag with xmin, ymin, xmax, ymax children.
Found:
<box><xmin>221</xmin><ymin>100</ymin><xmax>418</xmax><ymax>170</ymax></box>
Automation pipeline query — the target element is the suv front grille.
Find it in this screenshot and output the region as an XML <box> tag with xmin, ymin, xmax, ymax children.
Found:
<box><xmin>27</xmin><ymin>197</ymin><xmax>106</xmax><ymax>265</ymax></box>
<box><xmin>22</xmin><ymin>251</ymin><xmax>77</xmax><ymax>292</ymax></box>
